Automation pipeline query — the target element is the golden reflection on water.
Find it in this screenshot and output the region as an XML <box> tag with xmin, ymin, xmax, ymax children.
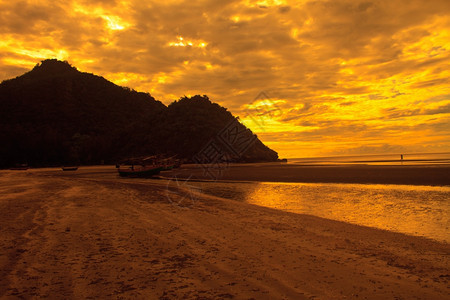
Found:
<box><xmin>200</xmin><ymin>182</ymin><xmax>450</xmax><ymax>243</ymax></box>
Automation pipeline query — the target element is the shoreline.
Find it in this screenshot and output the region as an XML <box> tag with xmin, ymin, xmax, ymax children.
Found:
<box><xmin>160</xmin><ymin>173</ymin><xmax>449</xmax><ymax>244</ymax></box>
<box><xmin>157</xmin><ymin>175</ymin><xmax>450</xmax><ymax>189</ymax></box>
<box><xmin>4</xmin><ymin>163</ymin><xmax>450</xmax><ymax>186</ymax></box>
<box><xmin>0</xmin><ymin>167</ymin><xmax>449</xmax><ymax>298</ymax></box>
<box><xmin>161</xmin><ymin>163</ymin><xmax>450</xmax><ymax>186</ymax></box>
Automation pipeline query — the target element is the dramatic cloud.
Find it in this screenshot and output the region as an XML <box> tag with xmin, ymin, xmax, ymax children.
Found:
<box><xmin>1</xmin><ymin>0</ymin><xmax>449</xmax><ymax>157</ymax></box>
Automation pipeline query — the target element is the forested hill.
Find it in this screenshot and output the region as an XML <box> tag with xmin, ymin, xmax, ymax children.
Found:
<box><xmin>0</xmin><ymin>59</ymin><xmax>278</xmax><ymax>168</ymax></box>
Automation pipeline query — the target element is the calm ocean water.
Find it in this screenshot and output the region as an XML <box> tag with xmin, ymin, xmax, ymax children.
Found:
<box><xmin>196</xmin><ymin>181</ymin><xmax>450</xmax><ymax>243</ymax></box>
<box><xmin>168</xmin><ymin>153</ymin><xmax>450</xmax><ymax>242</ymax></box>
<box><xmin>287</xmin><ymin>152</ymin><xmax>450</xmax><ymax>165</ymax></box>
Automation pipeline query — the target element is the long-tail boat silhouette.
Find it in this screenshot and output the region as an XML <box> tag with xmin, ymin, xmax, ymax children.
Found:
<box><xmin>62</xmin><ymin>166</ymin><xmax>78</xmax><ymax>171</ymax></box>
<box><xmin>117</xmin><ymin>155</ymin><xmax>181</xmax><ymax>177</ymax></box>
<box><xmin>10</xmin><ymin>163</ymin><xmax>29</xmax><ymax>170</ymax></box>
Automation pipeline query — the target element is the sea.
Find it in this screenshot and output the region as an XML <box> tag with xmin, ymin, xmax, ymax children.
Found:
<box><xmin>286</xmin><ymin>152</ymin><xmax>450</xmax><ymax>165</ymax></box>
<box><xmin>189</xmin><ymin>153</ymin><xmax>450</xmax><ymax>243</ymax></box>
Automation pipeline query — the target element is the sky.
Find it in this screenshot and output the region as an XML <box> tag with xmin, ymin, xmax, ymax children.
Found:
<box><xmin>1</xmin><ymin>0</ymin><xmax>449</xmax><ymax>158</ymax></box>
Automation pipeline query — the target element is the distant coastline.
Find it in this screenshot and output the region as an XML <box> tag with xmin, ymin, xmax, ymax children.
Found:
<box><xmin>285</xmin><ymin>152</ymin><xmax>450</xmax><ymax>166</ymax></box>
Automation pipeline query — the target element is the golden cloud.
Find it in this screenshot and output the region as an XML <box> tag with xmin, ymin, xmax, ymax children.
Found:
<box><xmin>1</xmin><ymin>0</ymin><xmax>449</xmax><ymax>157</ymax></box>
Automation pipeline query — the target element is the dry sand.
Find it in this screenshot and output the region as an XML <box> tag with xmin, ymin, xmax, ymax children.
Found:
<box><xmin>0</xmin><ymin>166</ymin><xmax>449</xmax><ymax>299</ymax></box>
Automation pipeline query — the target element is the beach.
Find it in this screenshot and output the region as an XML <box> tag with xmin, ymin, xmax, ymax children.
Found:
<box><xmin>161</xmin><ymin>163</ymin><xmax>450</xmax><ymax>186</ymax></box>
<box><xmin>0</xmin><ymin>166</ymin><xmax>449</xmax><ymax>299</ymax></box>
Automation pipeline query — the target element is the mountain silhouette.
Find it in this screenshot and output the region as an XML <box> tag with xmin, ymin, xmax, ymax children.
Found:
<box><xmin>0</xmin><ymin>59</ymin><xmax>278</xmax><ymax>168</ymax></box>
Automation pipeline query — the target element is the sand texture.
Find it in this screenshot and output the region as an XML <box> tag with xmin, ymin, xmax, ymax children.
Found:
<box><xmin>0</xmin><ymin>167</ymin><xmax>449</xmax><ymax>299</ymax></box>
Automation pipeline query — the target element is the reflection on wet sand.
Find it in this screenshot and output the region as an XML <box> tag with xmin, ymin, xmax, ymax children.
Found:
<box><xmin>200</xmin><ymin>181</ymin><xmax>450</xmax><ymax>243</ymax></box>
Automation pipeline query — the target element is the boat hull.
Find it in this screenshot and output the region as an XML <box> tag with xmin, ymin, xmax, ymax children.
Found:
<box><xmin>62</xmin><ymin>167</ymin><xmax>78</xmax><ymax>171</ymax></box>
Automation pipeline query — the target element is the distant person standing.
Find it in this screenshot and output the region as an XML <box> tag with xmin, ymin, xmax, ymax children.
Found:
<box><xmin>401</xmin><ymin>154</ymin><xmax>404</xmax><ymax>160</ymax></box>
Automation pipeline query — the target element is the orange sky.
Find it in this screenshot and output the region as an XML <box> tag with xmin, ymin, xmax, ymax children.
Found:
<box><xmin>1</xmin><ymin>0</ymin><xmax>449</xmax><ymax>158</ymax></box>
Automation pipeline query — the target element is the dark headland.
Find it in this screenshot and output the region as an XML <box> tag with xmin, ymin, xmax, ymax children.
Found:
<box><xmin>0</xmin><ymin>59</ymin><xmax>277</xmax><ymax>169</ymax></box>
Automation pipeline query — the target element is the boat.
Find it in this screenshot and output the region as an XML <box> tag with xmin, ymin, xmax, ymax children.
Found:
<box><xmin>117</xmin><ymin>155</ymin><xmax>182</xmax><ymax>177</ymax></box>
<box><xmin>10</xmin><ymin>164</ymin><xmax>29</xmax><ymax>170</ymax></box>
<box><xmin>62</xmin><ymin>166</ymin><xmax>78</xmax><ymax>171</ymax></box>
<box><xmin>118</xmin><ymin>165</ymin><xmax>163</xmax><ymax>177</ymax></box>
<box><xmin>159</xmin><ymin>156</ymin><xmax>182</xmax><ymax>170</ymax></box>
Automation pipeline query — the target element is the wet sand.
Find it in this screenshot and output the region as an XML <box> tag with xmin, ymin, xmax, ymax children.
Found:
<box><xmin>162</xmin><ymin>163</ymin><xmax>450</xmax><ymax>186</ymax></box>
<box><xmin>0</xmin><ymin>166</ymin><xmax>449</xmax><ymax>299</ymax></box>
